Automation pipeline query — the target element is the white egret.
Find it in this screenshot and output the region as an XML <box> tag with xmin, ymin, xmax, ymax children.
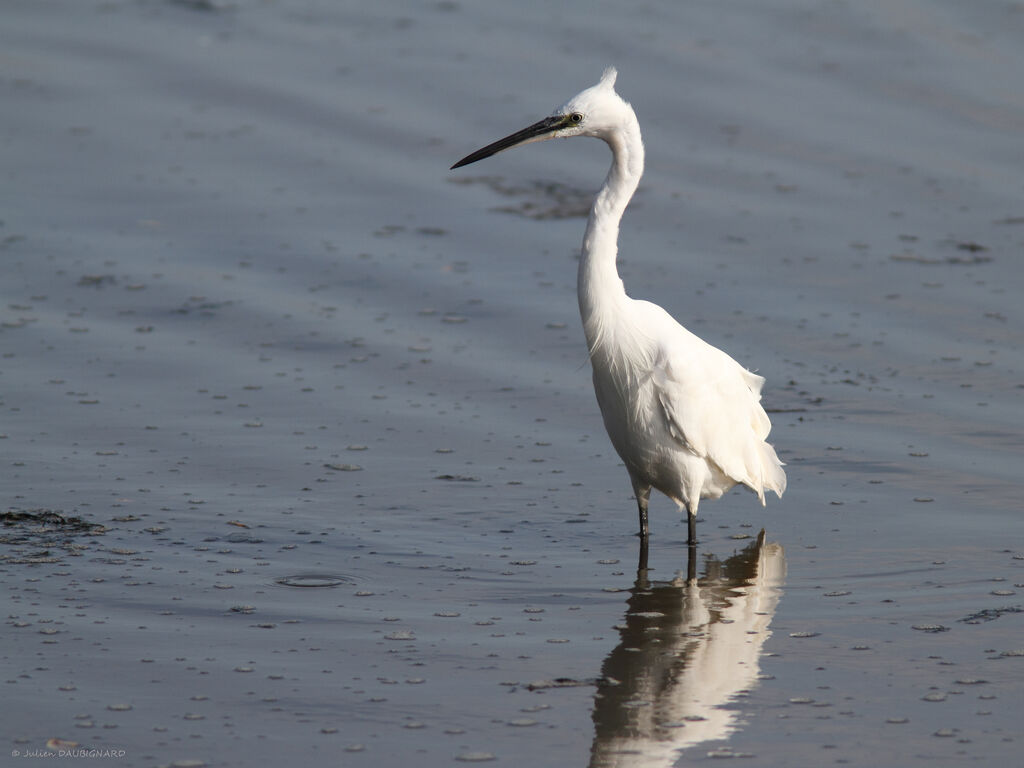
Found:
<box><xmin>451</xmin><ymin>68</ymin><xmax>785</xmax><ymax>545</ymax></box>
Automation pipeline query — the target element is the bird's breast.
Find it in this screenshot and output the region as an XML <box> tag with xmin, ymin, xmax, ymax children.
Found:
<box><xmin>590</xmin><ymin>346</ymin><xmax>663</xmax><ymax>448</ymax></box>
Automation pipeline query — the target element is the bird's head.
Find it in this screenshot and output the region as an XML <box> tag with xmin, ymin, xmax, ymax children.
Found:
<box><xmin>450</xmin><ymin>67</ymin><xmax>632</xmax><ymax>169</ymax></box>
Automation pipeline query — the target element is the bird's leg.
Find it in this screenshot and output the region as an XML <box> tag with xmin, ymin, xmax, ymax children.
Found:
<box><xmin>632</xmin><ymin>483</ymin><xmax>651</xmax><ymax>539</ymax></box>
<box><xmin>685</xmin><ymin>500</ymin><xmax>699</xmax><ymax>546</ymax></box>
<box><xmin>637</xmin><ymin>535</ymin><xmax>649</xmax><ymax>576</ymax></box>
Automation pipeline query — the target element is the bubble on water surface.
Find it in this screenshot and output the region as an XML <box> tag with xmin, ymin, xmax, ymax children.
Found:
<box><xmin>273</xmin><ymin>573</ymin><xmax>353</xmax><ymax>588</ymax></box>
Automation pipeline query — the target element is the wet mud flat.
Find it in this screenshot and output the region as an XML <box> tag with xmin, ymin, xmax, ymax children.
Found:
<box><xmin>3</xmin><ymin>0</ymin><xmax>1024</xmax><ymax>766</ymax></box>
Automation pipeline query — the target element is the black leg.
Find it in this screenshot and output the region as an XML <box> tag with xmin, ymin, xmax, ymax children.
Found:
<box><xmin>687</xmin><ymin>510</ymin><xmax>697</xmax><ymax>546</ymax></box>
<box><xmin>637</xmin><ymin>535</ymin><xmax>649</xmax><ymax>576</ymax></box>
<box><xmin>634</xmin><ymin>485</ymin><xmax>651</xmax><ymax>539</ymax></box>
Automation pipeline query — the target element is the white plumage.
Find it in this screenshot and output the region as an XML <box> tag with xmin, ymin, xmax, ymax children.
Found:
<box><xmin>452</xmin><ymin>68</ymin><xmax>785</xmax><ymax>544</ymax></box>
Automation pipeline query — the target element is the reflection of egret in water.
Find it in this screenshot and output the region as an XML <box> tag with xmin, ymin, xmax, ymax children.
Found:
<box><xmin>590</xmin><ymin>533</ymin><xmax>786</xmax><ymax>767</ymax></box>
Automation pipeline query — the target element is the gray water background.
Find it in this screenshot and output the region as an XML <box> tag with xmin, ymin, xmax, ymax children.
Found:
<box><xmin>2</xmin><ymin>1</ymin><xmax>1022</xmax><ymax>766</ymax></box>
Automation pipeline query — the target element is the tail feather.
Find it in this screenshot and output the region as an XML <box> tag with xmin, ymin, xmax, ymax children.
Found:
<box><xmin>745</xmin><ymin>440</ymin><xmax>786</xmax><ymax>505</ymax></box>
<box><xmin>760</xmin><ymin>441</ymin><xmax>787</xmax><ymax>499</ymax></box>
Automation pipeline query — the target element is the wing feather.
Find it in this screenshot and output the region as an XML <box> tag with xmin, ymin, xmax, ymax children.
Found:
<box><xmin>650</xmin><ymin>324</ymin><xmax>785</xmax><ymax>501</ymax></box>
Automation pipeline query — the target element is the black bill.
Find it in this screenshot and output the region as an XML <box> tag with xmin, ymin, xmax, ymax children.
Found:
<box><xmin>451</xmin><ymin>115</ymin><xmax>567</xmax><ymax>169</ymax></box>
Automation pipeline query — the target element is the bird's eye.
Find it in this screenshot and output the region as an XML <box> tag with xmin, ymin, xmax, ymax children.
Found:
<box><xmin>569</xmin><ymin>112</ymin><xmax>584</xmax><ymax>124</ymax></box>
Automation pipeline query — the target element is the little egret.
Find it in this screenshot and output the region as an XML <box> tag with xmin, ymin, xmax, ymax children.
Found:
<box><xmin>451</xmin><ymin>68</ymin><xmax>785</xmax><ymax>545</ymax></box>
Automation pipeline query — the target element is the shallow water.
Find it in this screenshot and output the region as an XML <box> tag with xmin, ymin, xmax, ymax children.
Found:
<box><xmin>2</xmin><ymin>0</ymin><xmax>1022</xmax><ymax>765</ymax></box>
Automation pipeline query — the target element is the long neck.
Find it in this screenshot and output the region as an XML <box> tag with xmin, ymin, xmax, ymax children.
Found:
<box><xmin>577</xmin><ymin>116</ymin><xmax>644</xmax><ymax>352</ymax></box>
